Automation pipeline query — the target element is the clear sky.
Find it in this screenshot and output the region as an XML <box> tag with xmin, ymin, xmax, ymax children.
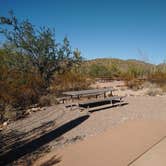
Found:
<box><xmin>0</xmin><ymin>0</ymin><xmax>166</xmax><ymax>64</ymax></box>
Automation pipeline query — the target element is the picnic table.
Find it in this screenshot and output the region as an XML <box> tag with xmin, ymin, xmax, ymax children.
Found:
<box><xmin>60</xmin><ymin>88</ymin><xmax>125</xmax><ymax>111</ymax></box>
<box><xmin>62</xmin><ymin>87</ymin><xmax>116</xmax><ymax>100</ymax></box>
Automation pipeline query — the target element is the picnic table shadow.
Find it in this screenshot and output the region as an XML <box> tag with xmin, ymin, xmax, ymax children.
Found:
<box><xmin>0</xmin><ymin>115</ymin><xmax>89</xmax><ymax>165</ymax></box>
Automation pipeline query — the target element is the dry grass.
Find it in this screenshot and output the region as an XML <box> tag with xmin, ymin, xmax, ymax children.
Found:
<box><xmin>39</xmin><ymin>95</ymin><xmax>59</xmax><ymax>107</ymax></box>
<box><xmin>146</xmin><ymin>88</ymin><xmax>163</xmax><ymax>96</ymax></box>
<box><xmin>124</xmin><ymin>79</ymin><xmax>144</xmax><ymax>90</ymax></box>
<box><xmin>51</xmin><ymin>71</ymin><xmax>92</xmax><ymax>93</ymax></box>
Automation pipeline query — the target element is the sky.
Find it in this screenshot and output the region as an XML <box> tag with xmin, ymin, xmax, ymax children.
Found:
<box><xmin>0</xmin><ymin>0</ymin><xmax>166</xmax><ymax>64</ymax></box>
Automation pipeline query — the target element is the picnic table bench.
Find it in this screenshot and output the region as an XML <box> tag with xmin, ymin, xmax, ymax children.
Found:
<box><xmin>79</xmin><ymin>96</ymin><xmax>125</xmax><ymax>109</ymax></box>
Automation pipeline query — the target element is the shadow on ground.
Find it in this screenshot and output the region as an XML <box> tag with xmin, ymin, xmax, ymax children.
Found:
<box><xmin>40</xmin><ymin>155</ymin><xmax>62</xmax><ymax>166</ymax></box>
<box><xmin>0</xmin><ymin>120</ymin><xmax>56</xmax><ymax>155</ymax></box>
<box><xmin>0</xmin><ymin>115</ymin><xmax>89</xmax><ymax>165</ymax></box>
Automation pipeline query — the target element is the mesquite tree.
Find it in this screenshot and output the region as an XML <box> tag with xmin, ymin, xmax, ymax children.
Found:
<box><xmin>0</xmin><ymin>11</ymin><xmax>82</xmax><ymax>86</ymax></box>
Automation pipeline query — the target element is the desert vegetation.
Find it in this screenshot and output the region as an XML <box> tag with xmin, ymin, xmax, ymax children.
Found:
<box><xmin>0</xmin><ymin>11</ymin><xmax>87</xmax><ymax>122</ymax></box>
<box><xmin>0</xmin><ymin>11</ymin><xmax>166</xmax><ymax>123</ymax></box>
<box><xmin>82</xmin><ymin>58</ymin><xmax>166</xmax><ymax>91</ymax></box>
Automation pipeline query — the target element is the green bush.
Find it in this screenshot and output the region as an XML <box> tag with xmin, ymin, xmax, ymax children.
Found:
<box><xmin>88</xmin><ymin>64</ymin><xmax>112</xmax><ymax>77</ymax></box>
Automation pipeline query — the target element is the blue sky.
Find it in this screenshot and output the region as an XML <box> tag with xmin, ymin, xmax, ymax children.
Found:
<box><xmin>0</xmin><ymin>0</ymin><xmax>166</xmax><ymax>64</ymax></box>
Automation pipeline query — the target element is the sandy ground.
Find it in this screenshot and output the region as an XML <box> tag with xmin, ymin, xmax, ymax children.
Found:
<box><xmin>2</xmin><ymin>81</ymin><xmax>166</xmax><ymax>165</ymax></box>
<box><xmin>35</xmin><ymin>120</ymin><xmax>166</xmax><ymax>166</ymax></box>
<box><xmin>34</xmin><ymin>95</ymin><xmax>166</xmax><ymax>165</ymax></box>
<box><xmin>91</xmin><ymin>80</ymin><xmax>154</xmax><ymax>96</ymax></box>
<box><xmin>130</xmin><ymin>137</ymin><xmax>166</xmax><ymax>166</ymax></box>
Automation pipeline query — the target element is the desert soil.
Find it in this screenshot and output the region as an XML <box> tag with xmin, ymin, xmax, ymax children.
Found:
<box><xmin>1</xmin><ymin>81</ymin><xmax>166</xmax><ymax>165</ymax></box>
<box><xmin>37</xmin><ymin>120</ymin><xmax>166</xmax><ymax>166</ymax></box>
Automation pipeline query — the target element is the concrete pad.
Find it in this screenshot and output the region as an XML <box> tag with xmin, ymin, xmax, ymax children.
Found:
<box><xmin>35</xmin><ymin>120</ymin><xmax>166</xmax><ymax>166</ymax></box>
<box><xmin>130</xmin><ymin>138</ymin><xmax>166</xmax><ymax>166</ymax></box>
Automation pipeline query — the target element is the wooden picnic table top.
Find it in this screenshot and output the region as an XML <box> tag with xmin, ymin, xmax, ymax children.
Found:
<box><xmin>62</xmin><ymin>87</ymin><xmax>116</xmax><ymax>96</ymax></box>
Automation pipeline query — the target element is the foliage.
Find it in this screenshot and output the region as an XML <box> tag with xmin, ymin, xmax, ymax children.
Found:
<box><xmin>0</xmin><ymin>11</ymin><xmax>83</xmax><ymax>122</ymax></box>
<box><xmin>88</xmin><ymin>63</ymin><xmax>112</xmax><ymax>77</ymax></box>
<box><xmin>147</xmin><ymin>70</ymin><xmax>166</xmax><ymax>88</ymax></box>
<box><xmin>123</xmin><ymin>65</ymin><xmax>144</xmax><ymax>79</ymax></box>
<box><xmin>1</xmin><ymin>11</ymin><xmax>166</xmax><ymax>122</ymax></box>
<box><xmin>52</xmin><ymin>69</ymin><xmax>91</xmax><ymax>93</ymax></box>
<box><xmin>118</xmin><ymin>64</ymin><xmax>147</xmax><ymax>89</ymax></box>
<box><xmin>39</xmin><ymin>95</ymin><xmax>59</xmax><ymax>107</ymax></box>
<box><xmin>0</xmin><ymin>50</ymin><xmax>44</xmax><ymax>108</ymax></box>
<box><xmin>124</xmin><ymin>79</ymin><xmax>144</xmax><ymax>90</ymax></box>
<box><xmin>146</xmin><ymin>88</ymin><xmax>163</xmax><ymax>96</ymax></box>
<box><xmin>38</xmin><ymin>96</ymin><xmax>51</xmax><ymax>107</ymax></box>
<box><xmin>83</xmin><ymin>58</ymin><xmax>153</xmax><ymax>80</ymax></box>
<box><xmin>109</xmin><ymin>63</ymin><xmax>121</xmax><ymax>78</ymax></box>
<box><xmin>0</xmin><ymin>11</ymin><xmax>82</xmax><ymax>86</ymax></box>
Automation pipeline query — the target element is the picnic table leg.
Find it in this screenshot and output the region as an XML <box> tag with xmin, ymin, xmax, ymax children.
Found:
<box><xmin>110</xmin><ymin>91</ymin><xmax>113</xmax><ymax>96</ymax></box>
<box><xmin>87</xmin><ymin>106</ymin><xmax>90</xmax><ymax>112</ymax></box>
<box><xmin>120</xmin><ymin>98</ymin><xmax>123</xmax><ymax>106</ymax></box>
<box><xmin>71</xmin><ymin>95</ymin><xmax>73</xmax><ymax>102</ymax></box>
<box><xmin>110</xmin><ymin>99</ymin><xmax>112</xmax><ymax>105</ymax></box>
<box><xmin>70</xmin><ymin>104</ymin><xmax>73</xmax><ymax>110</ymax></box>
<box><xmin>104</xmin><ymin>92</ymin><xmax>106</xmax><ymax>98</ymax></box>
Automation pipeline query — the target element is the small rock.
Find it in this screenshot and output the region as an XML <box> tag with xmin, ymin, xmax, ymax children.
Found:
<box><xmin>3</xmin><ymin>120</ymin><xmax>9</xmax><ymax>128</ymax></box>
<box><xmin>24</xmin><ymin>110</ymin><xmax>31</xmax><ymax>116</ymax></box>
<box><xmin>31</xmin><ymin>107</ymin><xmax>41</xmax><ymax>112</ymax></box>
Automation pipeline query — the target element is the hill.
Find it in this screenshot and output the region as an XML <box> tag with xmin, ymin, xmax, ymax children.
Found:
<box><xmin>87</xmin><ymin>58</ymin><xmax>154</xmax><ymax>69</ymax></box>
<box><xmin>83</xmin><ymin>58</ymin><xmax>155</xmax><ymax>78</ymax></box>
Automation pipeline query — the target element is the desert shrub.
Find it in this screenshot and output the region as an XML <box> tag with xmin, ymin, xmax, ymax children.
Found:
<box><xmin>0</xmin><ymin>12</ymin><xmax>84</xmax><ymax>122</ymax></box>
<box><xmin>109</xmin><ymin>63</ymin><xmax>122</xmax><ymax>78</ymax></box>
<box><xmin>0</xmin><ymin>68</ymin><xmax>44</xmax><ymax>108</ymax></box>
<box><xmin>52</xmin><ymin>70</ymin><xmax>91</xmax><ymax>93</ymax></box>
<box><xmin>123</xmin><ymin>65</ymin><xmax>145</xmax><ymax>80</ymax></box>
<box><xmin>146</xmin><ymin>88</ymin><xmax>163</xmax><ymax>96</ymax></box>
<box><xmin>88</xmin><ymin>64</ymin><xmax>112</xmax><ymax>77</ymax></box>
<box><xmin>0</xmin><ymin>50</ymin><xmax>44</xmax><ymax>109</ymax></box>
<box><xmin>122</xmin><ymin>65</ymin><xmax>147</xmax><ymax>90</ymax></box>
<box><xmin>3</xmin><ymin>105</ymin><xmax>17</xmax><ymax>121</ymax></box>
<box><xmin>148</xmin><ymin>71</ymin><xmax>166</xmax><ymax>87</ymax></box>
<box><xmin>49</xmin><ymin>95</ymin><xmax>59</xmax><ymax>105</ymax></box>
<box><xmin>87</xmin><ymin>62</ymin><xmax>123</xmax><ymax>80</ymax></box>
<box><xmin>146</xmin><ymin>70</ymin><xmax>166</xmax><ymax>93</ymax></box>
<box><xmin>124</xmin><ymin>79</ymin><xmax>144</xmax><ymax>90</ymax></box>
<box><xmin>142</xmin><ymin>82</ymin><xmax>163</xmax><ymax>96</ymax></box>
<box><xmin>0</xmin><ymin>12</ymin><xmax>82</xmax><ymax>87</ymax></box>
<box><xmin>39</xmin><ymin>94</ymin><xmax>59</xmax><ymax>107</ymax></box>
<box><xmin>0</xmin><ymin>105</ymin><xmax>25</xmax><ymax>122</ymax></box>
<box><xmin>39</xmin><ymin>96</ymin><xmax>51</xmax><ymax>107</ymax></box>
<box><xmin>160</xmin><ymin>85</ymin><xmax>166</xmax><ymax>92</ymax></box>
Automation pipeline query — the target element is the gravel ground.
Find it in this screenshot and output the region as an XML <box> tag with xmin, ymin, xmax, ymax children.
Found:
<box><xmin>61</xmin><ymin>96</ymin><xmax>166</xmax><ymax>141</ymax></box>
<box><xmin>1</xmin><ymin>95</ymin><xmax>166</xmax><ymax>165</ymax></box>
<box><xmin>3</xmin><ymin>105</ymin><xmax>83</xmax><ymax>133</ymax></box>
